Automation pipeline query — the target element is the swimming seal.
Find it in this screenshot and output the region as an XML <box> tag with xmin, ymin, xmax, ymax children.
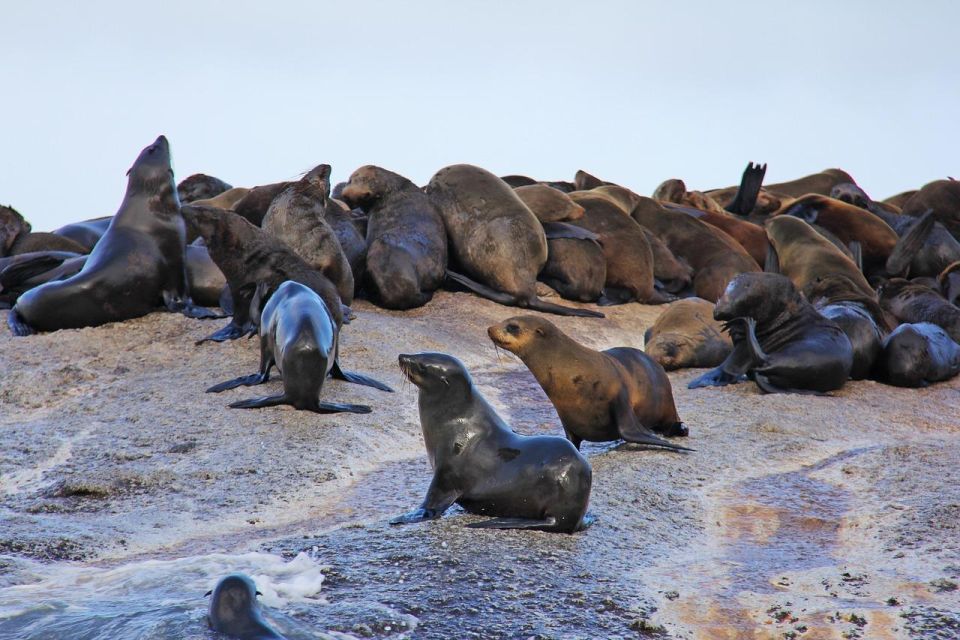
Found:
<box><xmin>425</xmin><ymin>164</ymin><xmax>602</xmax><ymax>317</ymax></box>
<box><xmin>488</xmin><ymin>316</ymin><xmax>690</xmax><ymax>450</ymax></box>
<box><xmin>8</xmin><ymin>136</ymin><xmax>216</xmax><ymax>336</ymax></box>
<box><xmin>207</xmin><ymin>280</ymin><xmax>388</xmax><ymax>412</ymax></box>
<box><xmin>340</xmin><ymin>165</ymin><xmax>447</xmax><ymax>309</ymax></box>
<box><xmin>877</xmin><ymin>322</ymin><xmax>960</xmax><ymax>388</ymax></box>
<box><xmin>261</xmin><ymin>165</ymin><xmax>354</xmax><ymax>304</ymax></box>
<box><xmin>644</xmin><ymin>298</ymin><xmax>733</xmax><ymax>371</ymax></box>
<box><xmin>688</xmin><ymin>272</ymin><xmax>853</xmax><ymax>394</ymax></box>
<box><xmin>206</xmin><ymin>573</ymin><xmax>286</xmax><ymax>640</ymax></box>
<box><xmin>391</xmin><ymin>352</ymin><xmax>593</xmax><ymax>533</ymax></box>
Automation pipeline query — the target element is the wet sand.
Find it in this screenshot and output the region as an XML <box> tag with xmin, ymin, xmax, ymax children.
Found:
<box><xmin>1</xmin><ymin>292</ymin><xmax>959</xmax><ymax>638</ymax></box>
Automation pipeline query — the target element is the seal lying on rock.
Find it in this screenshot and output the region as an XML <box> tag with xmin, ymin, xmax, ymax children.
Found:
<box><xmin>688</xmin><ymin>273</ymin><xmax>853</xmax><ymax>394</ymax></box>
<box><xmin>206</xmin><ymin>573</ymin><xmax>286</xmax><ymax>640</ymax></box>
<box><xmin>391</xmin><ymin>352</ymin><xmax>593</xmax><ymax>532</ymax></box>
<box><xmin>488</xmin><ymin>316</ymin><xmax>690</xmax><ymax>450</ymax></box>
<box><xmin>877</xmin><ymin>322</ymin><xmax>960</xmax><ymax>388</ymax></box>
<box><xmin>644</xmin><ymin>298</ymin><xmax>732</xmax><ymax>371</ymax></box>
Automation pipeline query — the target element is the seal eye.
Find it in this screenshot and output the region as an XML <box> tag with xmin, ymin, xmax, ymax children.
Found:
<box><xmin>506</xmin><ymin>324</ymin><xmax>520</xmax><ymax>335</ymax></box>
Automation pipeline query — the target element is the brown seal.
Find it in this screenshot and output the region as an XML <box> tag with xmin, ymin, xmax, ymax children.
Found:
<box><xmin>631</xmin><ymin>197</ymin><xmax>760</xmax><ymax>302</ymax></box>
<box><xmin>52</xmin><ymin>216</ymin><xmax>112</xmax><ymax>252</ymax></box>
<box><xmin>9</xmin><ymin>232</ymin><xmax>89</xmax><ymax>256</ymax></box>
<box><xmin>488</xmin><ymin>315</ymin><xmax>690</xmax><ymax>450</ymax></box>
<box><xmin>644</xmin><ymin>298</ymin><xmax>732</xmax><ymax>371</ymax></box>
<box><xmin>900</xmin><ymin>179</ymin><xmax>960</xmax><ymax>240</ymax></box>
<box><xmin>763</xmin><ymin>168</ymin><xmax>856</xmax><ymax>198</ymax></box>
<box><xmin>231</xmin><ymin>181</ymin><xmax>293</xmax><ymax>226</ymax></box>
<box><xmin>177</xmin><ymin>174</ymin><xmax>232</xmax><ymax>203</ymax></box>
<box><xmin>654</xmin><ymin>178</ymin><xmax>726</xmax><ymax>213</ymax></box>
<box><xmin>764</xmin><ymin>215</ymin><xmax>874</xmax><ymax>297</ymax></box>
<box><xmin>662</xmin><ymin>202</ymin><xmax>768</xmax><ymax>266</ymax></box>
<box><xmin>261</xmin><ymin>165</ymin><xmax>354</xmax><ymax>304</ymax></box>
<box><xmin>426</xmin><ymin>164</ymin><xmax>602</xmax><ymax>317</ymax></box>
<box><xmin>0</xmin><ymin>205</ymin><xmax>32</xmax><ymax>256</ymax></box>
<box><xmin>567</xmin><ymin>192</ymin><xmax>672</xmax><ymax>304</ymax></box>
<box><xmin>883</xmin><ymin>190</ymin><xmax>918</xmax><ymax>209</ymax></box>
<box><xmin>878</xmin><ymin>278</ymin><xmax>960</xmax><ymax>344</ymax></box>
<box><xmin>191</xmin><ymin>187</ymin><xmax>250</xmax><ymax>211</ymax></box>
<box><xmin>513</xmin><ymin>185</ymin><xmax>585</xmax><ymax>222</ymax></box>
<box><xmin>538</xmin><ymin>235</ymin><xmax>606</xmax><ymax>302</ymax></box>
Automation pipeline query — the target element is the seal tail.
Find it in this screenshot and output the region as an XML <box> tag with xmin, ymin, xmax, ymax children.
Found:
<box><xmin>330</xmin><ymin>360</ymin><xmax>394</xmax><ymax>392</ymax></box>
<box><xmin>886</xmin><ymin>209</ymin><xmax>935</xmax><ymax>277</ymax></box>
<box><xmin>725</xmin><ymin>162</ymin><xmax>767</xmax><ymax>216</ymax></box>
<box><xmin>446</xmin><ymin>270</ymin><xmax>604</xmax><ymax>318</ymax></box>
<box><xmin>7</xmin><ymin>309</ymin><xmax>35</xmax><ymax>336</ymax></box>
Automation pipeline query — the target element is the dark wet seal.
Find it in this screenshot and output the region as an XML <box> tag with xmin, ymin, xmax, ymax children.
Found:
<box><xmin>877</xmin><ymin>322</ymin><xmax>960</xmax><ymax>388</ymax></box>
<box><xmin>391</xmin><ymin>352</ymin><xmax>593</xmax><ymax>533</ymax></box>
<box><xmin>489</xmin><ymin>315</ymin><xmax>690</xmax><ymax>450</ymax></box>
<box><xmin>688</xmin><ymin>273</ymin><xmax>853</xmax><ymax>394</ymax></box>
<box><xmin>206</xmin><ymin>573</ymin><xmax>286</xmax><ymax>639</ymax></box>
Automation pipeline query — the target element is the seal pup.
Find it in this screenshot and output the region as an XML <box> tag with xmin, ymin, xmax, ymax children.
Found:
<box><xmin>877</xmin><ymin>322</ymin><xmax>960</xmax><ymax>387</ymax></box>
<box><xmin>689</xmin><ymin>273</ymin><xmax>853</xmax><ymax>393</ymax></box>
<box><xmin>262</xmin><ymin>165</ymin><xmax>354</xmax><ymax>304</ymax></box>
<box><xmin>207</xmin><ymin>280</ymin><xmax>382</xmax><ymax>412</ymax></box>
<box><xmin>206</xmin><ymin>573</ymin><xmax>286</xmax><ymax>640</ymax></box>
<box><xmin>426</xmin><ymin>164</ymin><xmax>602</xmax><ymax>317</ymax></box>
<box><xmin>340</xmin><ymin>165</ymin><xmax>447</xmax><ymax>309</ymax></box>
<box><xmin>488</xmin><ymin>316</ymin><xmax>690</xmax><ymax>450</ymax></box>
<box><xmin>177</xmin><ymin>173</ymin><xmax>232</xmax><ymax>204</ymax></box>
<box><xmin>644</xmin><ymin>298</ymin><xmax>733</xmax><ymax>371</ymax></box>
<box><xmin>391</xmin><ymin>352</ymin><xmax>593</xmax><ymax>532</ymax></box>
<box><xmin>9</xmin><ymin>136</ymin><xmax>216</xmax><ymax>336</ymax></box>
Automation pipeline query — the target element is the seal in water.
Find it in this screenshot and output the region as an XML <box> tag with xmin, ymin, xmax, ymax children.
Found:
<box><xmin>425</xmin><ymin>164</ymin><xmax>603</xmax><ymax>317</ymax></box>
<box><xmin>206</xmin><ymin>573</ymin><xmax>286</xmax><ymax>639</ymax></box>
<box><xmin>391</xmin><ymin>352</ymin><xmax>593</xmax><ymax>532</ymax></box>
<box><xmin>488</xmin><ymin>316</ymin><xmax>690</xmax><ymax>450</ymax></box>
<box><xmin>877</xmin><ymin>322</ymin><xmax>960</xmax><ymax>388</ymax></box>
<box><xmin>688</xmin><ymin>272</ymin><xmax>853</xmax><ymax>394</ymax></box>
<box><xmin>8</xmin><ymin>135</ymin><xmax>216</xmax><ymax>336</ymax></box>
<box><xmin>644</xmin><ymin>297</ymin><xmax>733</xmax><ymax>371</ymax></box>
<box><xmin>340</xmin><ymin>165</ymin><xmax>447</xmax><ymax>309</ymax></box>
<box><xmin>207</xmin><ymin>280</ymin><xmax>388</xmax><ymax>412</ymax></box>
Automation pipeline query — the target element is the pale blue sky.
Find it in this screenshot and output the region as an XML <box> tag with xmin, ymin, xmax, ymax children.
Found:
<box><xmin>2</xmin><ymin>1</ymin><xmax>958</xmax><ymax>231</ymax></box>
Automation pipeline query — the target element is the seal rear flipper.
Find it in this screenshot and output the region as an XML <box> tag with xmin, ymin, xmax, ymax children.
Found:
<box><xmin>330</xmin><ymin>360</ymin><xmax>394</xmax><ymax>392</ymax></box>
<box><xmin>466</xmin><ymin>517</ymin><xmax>558</xmax><ymax>531</ymax></box>
<box><xmin>886</xmin><ymin>209</ymin><xmax>935</xmax><ymax>277</ymax></box>
<box><xmin>0</xmin><ymin>254</ymin><xmax>70</xmax><ymax>289</ymax></box>
<box><xmin>447</xmin><ymin>269</ymin><xmax>603</xmax><ymax>317</ymax></box>
<box><xmin>228</xmin><ymin>394</ymin><xmax>289</xmax><ymax>409</ymax></box>
<box><xmin>162</xmin><ymin>290</ymin><xmax>227</xmax><ymax>320</ymax></box>
<box><xmin>541</xmin><ymin>221</ymin><xmax>600</xmax><ymax>242</ymax></box>
<box><xmin>613</xmin><ymin>398</ymin><xmax>693</xmax><ymax>452</ymax></box>
<box><xmin>597</xmin><ymin>287</ymin><xmax>634</xmax><ymax>306</ymax></box>
<box><xmin>7</xmin><ymin>309</ymin><xmax>35</xmax><ymax>336</ymax></box>
<box><xmin>206</xmin><ymin>372</ymin><xmax>269</xmax><ymax>393</ymax></box>
<box><xmin>524</xmin><ymin>296</ymin><xmax>605</xmax><ymax>318</ymax></box>
<box><xmin>725</xmin><ymin>162</ymin><xmax>767</xmax><ymax>216</ymax></box>
<box><xmin>312</xmin><ymin>401</ymin><xmax>372</xmax><ymax>414</ymax></box>
<box><xmin>196</xmin><ymin>320</ymin><xmax>256</xmax><ymax>345</ymax></box>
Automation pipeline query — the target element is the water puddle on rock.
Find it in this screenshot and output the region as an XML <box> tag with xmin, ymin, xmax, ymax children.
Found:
<box><xmin>648</xmin><ymin>448</ymin><xmax>877</xmax><ymax>638</ymax></box>
<box><xmin>0</xmin><ymin>550</ymin><xmax>415</xmax><ymax>639</ymax></box>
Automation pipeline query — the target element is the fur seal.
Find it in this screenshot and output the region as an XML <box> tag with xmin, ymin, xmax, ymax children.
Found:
<box><xmin>884</xmin><ymin>189</ymin><xmax>919</xmax><ymax>209</ymax></box>
<box><xmin>207</xmin><ymin>280</ymin><xmax>387</xmax><ymax>412</ymax></box>
<box><xmin>177</xmin><ymin>174</ymin><xmax>232</xmax><ymax>204</ymax></box>
<box><xmin>9</xmin><ymin>232</ymin><xmax>89</xmax><ymax>256</ymax></box>
<box><xmin>901</xmin><ymin>179</ymin><xmax>960</xmax><ymax>240</ymax></box>
<box><xmin>663</xmin><ymin>202</ymin><xmax>768</xmax><ymax>266</ymax></box>
<box><xmin>631</xmin><ymin>197</ymin><xmax>760</xmax><ymax>302</ymax></box>
<box><xmin>232</xmin><ymin>181</ymin><xmax>293</xmax><ymax>226</ymax></box>
<box><xmin>538</xmin><ymin>235</ymin><xmax>606</xmax><ymax>302</ymax></box>
<box><xmin>763</xmin><ymin>168</ymin><xmax>856</xmax><ymax>198</ymax></box>
<box><xmin>500</xmin><ymin>174</ymin><xmax>538</xmax><ymax>188</ymax></box>
<box><xmin>764</xmin><ymin>216</ymin><xmax>874</xmax><ymax>297</ymax></box>
<box><xmin>0</xmin><ymin>204</ymin><xmax>30</xmax><ymax>256</ymax></box>
<box><xmin>340</xmin><ymin>165</ymin><xmax>447</xmax><ymax>309</ymax></box>
<box><xmin>588</xmin><ymin>185</ymin><xmax>643</xmax><ymax>214</ymax></box>
<box><xmin>191</xmin><ymin>187</ymin><xmax>251</xmax><ymax>211</ymax></box>
<box><xmin>567</xmin><ymin>192</ymin><xmax>672</xmax><ymax>304</ymax></box>
<box><xmin>488</xmin><ymin>316</ymin><xmax>690</xmax><ymax>450</ymax></box>
<box><xmin>877</xmin><ymin>322</ymin><xmax>960</xmax><ymax>387</ymax></box>
<box><xmin>513</xmin><ymin>184</ymin><xmax>585</xmax><ymax>223</ymax></box>
<box><xmin>261</xmin><ymin>166</ymin><xmax>354</xmax><ymax>304</ymax></box>
<box><xmin>938</xmin><ymin>261</ymin><xmax>960</xmax><ymax>305</ymax></box>
<box><xmin>688</xmin><ymin>273</ymin><xmax>853</xmax><ymax>393</ymax></box>
<box><xmin>9</xmin><ymin>136</ymin><xmax>216</xmax><ymax>336</ymax></box>
<box><xmin>878</xmin><ymin>278</ymin><xmax>960</xmax><ymax>344</ymax></box>
<box><xmin>573</xmin><ymin>169</ymin><xmax>611</xmax><ymax>191</ymax></box>
<box><xmin>426</xmin><ymin>164</ymin><xmax>602</xmax><ymax>317</ymax></box>
<box><xmin>644</xmin><ymin>298</ymin><xmax>733</xmax><ymax>371</ymax></box>
<box><xmin>0</xmin><ymin>251</ymin><xmax>84</xmax><ymax>306</ymax></box>
<box><xmin>206</xmin><ymin>573</ymin><xmax>285</xmax><ymax>640</ymax></box>
<box><xmin>52</xmin><ymin>216</ymin><xmax>112</xmax><ymax>252</ymax></box>
<box><xmin>391</xmin><ymin>352</ymin><xmax>593</xmax><ymax>532</ymax></box>
<box><xmin>641</xmin><ymin>227</ymin><xmax>694</xmax><ymax>294</ymax></box>
<box><xmin>654</xmin><ymin>178</ymin><xmax>726</xmax><ymax>213</ymax></box>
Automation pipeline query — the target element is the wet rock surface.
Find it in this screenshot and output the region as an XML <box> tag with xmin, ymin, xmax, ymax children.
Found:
<box><xmin>1</xmin><ymin>291</ymin><xmax>959</xmax><ymax>638</ymax></box>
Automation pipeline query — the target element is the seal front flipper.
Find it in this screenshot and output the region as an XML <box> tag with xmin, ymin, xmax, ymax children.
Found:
<box><xmin>390</xmin><ymin>476</ymin><xmax>460</xmax><ymax>525</ymax></box>
<box><xmin>207</xmin><ymin>372</ymin><xmax>270</xmax><ymax>393</ymax></box>
<box><xmin>330</xmin><ymin>360</ymin><xmax>394</xmax><ymax>392</ymax></box>
<box><xmin>613</xmin><ymin>397</ymin><xmax>693</xmax><ymax>452</ymax></box>
<box><xmin>313</xmin><ymin>401</ymin><xmax>372</xmax><ymax>414</ymax></box>
<box><xmin>725</xmin><ymin>162</ymin><xmax>767</xmax><ymax>216</ymax></box>
<box><xmin>886</xmin><ymin>209</ymin><xmax>935</xmax><ymax>277</ymax></box>
<box><xmin>541</xmin><ymin>222</ymin><xmax>600</xmax><ymax>242</ymax></box>
<box><xmin>7</xmin><ymin>309</ymin><xmax>35</xmax><ymax>337</ymax></box>
<box><xmin>445</xmin><ymin>269</ymin><xmax>518</xmax><ymax>305</ymax></box>
<box><xmin>524</xmin><ymin>296</ymin><xmax>605</xmax><ymax>318</ymax></box>
<box><xmin>196</xmin><ymin>320</ymin><xmax>256</xmax><ymax>344</ymax></box>
<box><xmin>466</xmin><ymin>517</ymin><xmax>558</xmax><ymax>531</ymax></box>
<box><xmin>848</xmin><ymin>241</ymin><xmax>863</xmax><ymax>273</ymax></box>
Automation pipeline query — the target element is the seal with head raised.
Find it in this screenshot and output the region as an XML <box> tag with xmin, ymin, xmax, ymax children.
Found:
<box><xmin>8</xmin><ymin>136</ymin><xmax>216</xmax><ymax>336</ymax></box>
<box><xmin>488</xmin><ymin>316</ymin><xmax>690</xmax><ymax>450</ymax></box>
<box><xmin>391</xmin><ymin>352</ymin><xmax>593</xmax><ymax>532</ymax></box>
<box><xmin>206</xmin><ymin>573</ymin><xmax>286</xmax><ymax>640</ymax></box>
<box><xmin>688</xmin><ymin>273</ymin><xmax>853</xmax><ymax>393</ymax></box>
<box><xmin>340</xmin><ymin>165</ymin><xmax>447</xmax><ymax>309</ymax></box>
<box><xmin>207</xmin><ymin>280</ymin><xmax>388</xmax><ymax>412</ymax></box>
<box><xmin>425</xmin><ymin>164</ymin><xmax>603</xmax><ymax>317</ymax></box>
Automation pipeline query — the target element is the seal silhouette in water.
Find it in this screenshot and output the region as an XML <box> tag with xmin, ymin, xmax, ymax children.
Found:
<box><xmin>488</xmin><ymin>316</ymin><xmax>690</xmax><ymax>450</ymax></box>
<box><xmin>206</xmin><ymin>573</ymin><xmax>286</xmax><ymax>639</ymax></box>
<box><xmin>9</xmin><ymin>135</ymin><xmax>216</xmax><ymax>336</ymax></box>
<box><xmin>392</xmin><ymin>352</ymin><xmax>593</xmax><ymax>533</ymax></box>
<box><xmin>207</xmin><ymin>280</ymin><xmax>389</xmax><ymax>412</ymax></box>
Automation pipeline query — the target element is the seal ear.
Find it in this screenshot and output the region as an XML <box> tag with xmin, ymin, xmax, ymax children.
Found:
<box><xmin>204</xmin><ymin>590</ymin><xmax>212</xmax><ymax>597</ymax></box>
<box><xmin>256</xmin><ymin>590</ymin><xmax>263</xmax><ymax>596</ymax></box>
<box><xmin>535</xmin><ymin>327</ymin><xmax>545</xmax><ymax>336</ymax></box>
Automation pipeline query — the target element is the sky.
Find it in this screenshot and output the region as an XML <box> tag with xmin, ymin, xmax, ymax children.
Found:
<box><xmin>2</xmin><ymin>1</ymin><xmax>958</xmax><ymax>231</ymax></box>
